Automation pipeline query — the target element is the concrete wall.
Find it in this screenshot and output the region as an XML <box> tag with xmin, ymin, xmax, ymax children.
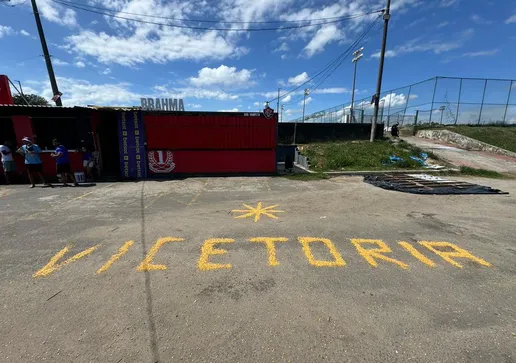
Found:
<box><xmin>416</xmin><ymin>129</ymin><xmax>516</xmax><ymax>158</ymax></box>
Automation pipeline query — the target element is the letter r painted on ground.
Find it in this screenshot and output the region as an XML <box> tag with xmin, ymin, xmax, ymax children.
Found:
<box><xmin>197</xmin><ymin>238</ymin><xmax>235</xmax><ymax>271</ymax></box>
<box><xmin>351</xmin><ymin>239</ymin><xmax>408</xmax><ymax>269</ymax></box>
<box><xmin>249</xmin><ymin>237</ymin><xmax>288</xmax><ymax>266</ymax></box>
<box><xmin>33</xmin><ymin>244</ymin><xmax>101</xmax><ymax>278</ymax></box>
<box><xmin>298</xmin><ymin>237</ymin><xmax>346</xmax><ymax>267</ymax></box>
<box><xmin>137</xmin><ymin>237</ymin><xmax>184</xmax><ymax>272</ymax></box>
<box><xmin>419</xmin><ymin>241</ymin><xmax>492</xmax><ymax>268</ymax></box>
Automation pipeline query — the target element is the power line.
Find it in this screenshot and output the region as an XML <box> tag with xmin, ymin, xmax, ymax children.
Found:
<box><xmin>270</xmin><ymin>14</ymin><xmax>382</xmax><ymax>106</ymax></box>
<box><xmin>51</xmin><ymin>0</ymin><xmax>383</xmax><ymax>25</ymax></box>
<box><xmin>51</xmin><ymin>0</ymin><xmax>383</xmax><ymax>32</ymax></box>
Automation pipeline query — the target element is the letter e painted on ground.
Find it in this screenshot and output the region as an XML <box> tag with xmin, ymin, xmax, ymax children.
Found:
<box><xmin>398</xmin><ymin>241</ymin><xmax>435</xmax><ymax>267</ymax></box>
<box><xmin>33</xmin><ymin>244</ymin><xmax>101</xmax><ymax>278</ymax></box>
<box><xmin>137</xmin><ymin>237</ymin><xmax>184</xmax><ymax>272</ymax></box>
<box><xmin>197</xmin><ymin>238</ymin><xmax>235</xmax><ymax>271</ymax></box>
<box><xmin>419</xmin><ymin>241</ymin><xmax>492</xmax><ymax>268</ymax></box>
<box><xmin>351</xmin><ymin>239</ymin><xmax>408</xmax><ymax>269</ymax></box>
<box><xmin>298</xmin><ymin>237</ymin><xmax>345</xmax><ymax>267</ymax></box>
<box><xmin>249</xmin><ymin>237</ymin><xmax>288</xmax><ymax>266</ymax></box>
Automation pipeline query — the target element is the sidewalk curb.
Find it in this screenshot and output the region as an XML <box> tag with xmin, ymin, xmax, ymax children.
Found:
<box><xmin>321</xmin><ymin>169</ymin><xmax>457</xmax><ymax>176</ymax></box>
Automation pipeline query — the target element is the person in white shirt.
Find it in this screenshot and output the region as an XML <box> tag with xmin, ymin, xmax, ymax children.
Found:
<box><xmin>0</xmin><ymin>141</ymin><xmax>16</xmax><ymax>185</ymax></box>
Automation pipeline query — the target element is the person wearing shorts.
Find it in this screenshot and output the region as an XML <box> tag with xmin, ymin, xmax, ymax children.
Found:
<box><xmin>51</xmin><ymin>139</ymin><xmax>78</xmax><ymax>187</ymax></box>
<box><xmin>82</xmin><ymin>146</ymin><xmax>94</xmax><ymax>181</ymax></box>
<box><xmin>0</xmin><ymin>141</ymin><xmax>16</xmax><ymax>184</ymax></box>
<box><xmin>16</xmin><ymin>137</ymin><xmax>50</xmax><ymax>188</ymax></box>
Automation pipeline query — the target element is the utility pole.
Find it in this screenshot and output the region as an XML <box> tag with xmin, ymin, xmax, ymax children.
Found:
<box><xmin>350</xmin><ymin>47</ymin><xmax>364</xmax><ymax>123</ymax></box>
<box><xmin>276</xmin><ymin>88</ymin><xmax>280</xmax><ymax>118</ymax></box>
<box><xmin>370</xmin><ymin>0</ymin><xmax>391</xmax><ymax>142</ymax></box>
<box><xmin>30</xmin><ymin>0</ymin><xmax>62</xmax><ymax>106</ymax></box>
<box><xmin>280</xmin><ymin>105</ymin><xmax>284</xmax><ymax>123</ymax></box>
<box><xmin>302</xmin><ymin>88</ymin><xmax>310</xmax><ymax>123</ymax></box>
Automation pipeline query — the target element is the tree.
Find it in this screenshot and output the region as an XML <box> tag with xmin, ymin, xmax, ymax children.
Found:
<box><xmin>13</xmin><ymin>94</ymin><xmax>49</xmax><ymax>106</ymax></box>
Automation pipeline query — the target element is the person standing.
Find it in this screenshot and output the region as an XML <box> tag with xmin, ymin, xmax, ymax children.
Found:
<box><xmin>0</xmin><ymin>140</ymin><xmax>16</xmax><ymax>184</ymax></box>
<box><xmin>16</xmin><ymin>137</ymin><xmax>50</xmax><ymax>188</ymax></box>
<box><xmin>51</xmin><ymin>139</ymin><xmax>78</xmax><ymax>187</ymax></box>
<box><xmin>81</xmin><ymin>146</ymin><xmax>94</xmax><ymax>182</ymax></box>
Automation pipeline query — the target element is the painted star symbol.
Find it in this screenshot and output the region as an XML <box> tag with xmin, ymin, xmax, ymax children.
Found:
<box><xmin>231</xmin><ymin>202</ymin><xmax>285</xmax><ymax>222</ymax></box>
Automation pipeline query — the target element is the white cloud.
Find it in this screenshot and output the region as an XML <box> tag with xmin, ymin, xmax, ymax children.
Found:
<box><xmin>274</xmin><ymin>42</ymin><xmax>290</xmax><ymax>52</ymax></box>
<box><xmin>282</xmin><ymin>94</ymin><xmax>292</xmax><ymax>103</ymax></box>
<box><xmin>189</xmin><ymin>65</ymin><xmax>253</xmax><ymax>88</ymax></box>
<box><xmin>313</xmin><ymin>87</ymin><xmax>349</xmax><ymax>94</ymax></box>
<box><xmin>187</xmin><ymin>103</ymin><xmax>202</xmax><ymax>109</ymax></box>
<box><xmin>372</xmin><ymin>29</ymin><xmax>474</xmax><ymax>58</ymax></box>
<box><xmin>440</xmin><ymin>0</ymin><xmax>460</xmax><ymax>7</ymax></box>
<box><xmin>102</xmin><ymin>68</ymin><xmax>112</xmax><ymax>75</ymax></box>
<box><xmin>462</xmin><ymin>48</ymin><xmax>499</xmax><ymax>57</ymax></box>
<box><xmin>253</xmin><ymin>101</ymin><xmax>262</xmax><ymax>107</ymax></box>
<box><xmin>52</xmin><ymin>58</ymin><xmax>69</xmax><ymax>66</ymax></box>
<box><xmin>471</xmin><ymin>14</ymin><xmax>492</xmax><ymax>25</ymax></box>
<box><xmin>20</xmin><ymin>29</ymin><xmax>30</xmax><ymax>37</ymax></box>
<box><xmin>217</xmin><ymin>108</ymin><xmax>239</xmax><ymax>112</ymax></box>
<box><xmin>0</xmin><ymin>25</ymin><xmax>14</xmax><ymax>39</ymax></box>
<box><xmin>75</xmin><ymin>61</ymin><xmax>86</xmax><ymax>68</ymax></box>
<box><xmin>288</xmin><ymin>72</ymin><xmax>309</xmax><ymax>86</ymax></box>
<box><xmin>35</xmin><ymin>0</ymin><xmax>77</xmax><ymax>27</ymax></box>
<box><xmin>506</xmin><ymin>14</ymin><xmax>516</xmax><ymax>24</ymax></box>
<box><xmin>303</xmin><ymin>25</ymin><xmax>341</xmax><ymax>57</ymax></box>
<box><xmin>437</xmin><ymin>21</ymin><xmax>449</xmax><ymax>28</ymax></box>
<box><xmin>280</xmin><ymin>54</ymin><xmax>288</xmax><ymax>60</ymax></box>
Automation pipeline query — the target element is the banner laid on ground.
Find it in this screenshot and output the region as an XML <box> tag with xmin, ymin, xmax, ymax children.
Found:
<box><xmin>117</xmin><ymin>111</ymin><xmax>147</xmax><ymax>179</ymax></box>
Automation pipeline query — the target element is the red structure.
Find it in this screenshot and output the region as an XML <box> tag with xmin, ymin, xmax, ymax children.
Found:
<box><xmin>0</xmin><ymin>75</ymin><xmax>13</xmax><ymax>105</ymax></box>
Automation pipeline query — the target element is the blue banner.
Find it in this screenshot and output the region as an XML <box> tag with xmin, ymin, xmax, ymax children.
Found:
<box><xmin>118</xmin><ymin>111</ymin><xmax>147</xmax><ymax>179</ymax></box>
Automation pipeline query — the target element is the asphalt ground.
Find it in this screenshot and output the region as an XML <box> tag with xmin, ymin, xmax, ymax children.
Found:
<box><xmin>0</xmin><ymin>176</ymin><xmax>515</xmax><ymax>363</ymax></box>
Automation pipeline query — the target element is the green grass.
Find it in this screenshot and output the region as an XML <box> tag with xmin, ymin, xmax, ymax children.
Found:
<box><xmin>282</xmin><ymin>173</ymin><xmax>329</xmax><ymax>181</ymax></box>
<box><xmin>458</xmin><ymin>166</ymin><xmax>505</xmax><ymax>179</ymax></box>
<box><xmin>429</xmin><ymin>126</ymin><xmax>516</xmax><ymax>153</ymax></box>
<box><xmin>299</xmin><ymin>140</ymin><xmax>427</xmax><ymax>172</ymax></box>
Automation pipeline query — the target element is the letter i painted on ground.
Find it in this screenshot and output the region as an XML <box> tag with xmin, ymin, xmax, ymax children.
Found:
<box><xmin>33</xmin><ymin>244</ymin><xmax>101</xmax><ymax>278</ymax></box>
<box><xmin>249</xmin><ymin>237</ymin><xmax>288</xmax><ymax>266</ymax></box>
<box><xmin>97</xmin><ymin>241</ymin><xmax>134</xmax><ymax>274</ymax></box>
<box><xmin>137</xmin><ymin>237</ymin><xmax>184</xmax><ymax>272</ymax></box>
<box><xmin>398</xmin><ymin>241</ymin><xmax>435</xmax><ymax>267</ymax></box>
<box><xmin>197</xmin><ymin>238</ymin><xmax>235</xmax><ymax>271</ymax></box>
<box><xmin>298</xmin><ymin>237</ymin><xmax>346</xmax><ymax>267</ymax></box>
<box><xmin>351</xmin><ymin>239</ymin><xmax>408</xmax><ymax>269</ymax></box>
<box><xmin>419</xmin><ymin>241</ymin><xmax>492</xmax><ymax>268</ymax></box>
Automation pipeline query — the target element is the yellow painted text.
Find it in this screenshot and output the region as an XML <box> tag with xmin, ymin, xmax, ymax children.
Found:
<box><xmin>33</xmin><ymin>244</ymin><xmax>101</xmax><ymax>278</ymax></box>
<box><xmin>97</xmin><ymin>241</ymin><xmax>134</xmax><ymax>274</ymax></box>
<box><xmin>298</xmin><ymin>237</ymin><xmax>346</xmax><ymax>267</ymax></box>
<box><xmin>419</xmin><ymin>241</ymin><xmax>492</xmax><ymax>268</ymax></box>
<box><xmin>198</xmin><ymin>238</ymin><xmax>235</xmax><ymax>271</ymax></box>
<box><xmin>249</xmin><ymin>237</ymin><xmax>288</xmax><ymax>266</ymax></box>
<box><xmin>351</xmin><ymin>239</ymin><xmax>408</xmax><ymax>269</ymax></box>
<box><xmin>398</xmin><ymin>241</ymin><xmax>435</xmax><ymax>267</ymax></box>
<box><xmin>137</xmin><ymin>237</ymin><xmax>184</xmax><ymax>271</ymax></box>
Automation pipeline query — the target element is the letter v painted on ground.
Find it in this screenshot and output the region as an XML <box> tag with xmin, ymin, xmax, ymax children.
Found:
<box><xmin>33</xmin><ymin>244</ymin><xmax>101</xmax><ymax>278</ymax></box>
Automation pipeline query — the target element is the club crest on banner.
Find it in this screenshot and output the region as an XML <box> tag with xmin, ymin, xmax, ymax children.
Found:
<box><xmin>148</xmin><ymin>150</ymin><xmax>175</xmax><ymax>173</ymax></box>
<box><xmin>263</xmin><ymin>106</ymin><xmax>274</xmax><ymax>119</ymax></box>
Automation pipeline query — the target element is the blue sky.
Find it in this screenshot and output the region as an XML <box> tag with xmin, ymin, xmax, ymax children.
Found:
<box><xmin>1</xmin><ymin>0</ymin><xmax>515</xmax><ymax>120</ymax></box>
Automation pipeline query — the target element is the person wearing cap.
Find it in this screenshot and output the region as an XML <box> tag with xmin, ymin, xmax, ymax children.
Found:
<box><xmin>51</xmin><ymin>139</ymin><xmax>78</xmax><ymax>187</ymax></box>
<box><xmin>16</xmin><ymin>137</ymin><xmax>50</xmax><ymax>188</ymax></box>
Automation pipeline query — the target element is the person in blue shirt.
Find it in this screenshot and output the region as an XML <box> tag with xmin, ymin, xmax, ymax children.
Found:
<box><xmin>51</xmin><ymin>139</ymin><xmax>78</xmax><ymax>187</ymax></box>
<box><xmin>16</xmin><ymin>137</ymin><xmax>50</xmax><ymax>188</ymax></box>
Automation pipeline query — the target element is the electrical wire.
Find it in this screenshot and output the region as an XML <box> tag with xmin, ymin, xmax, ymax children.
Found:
<box><xmin>269</xmin><ymin>14</ymin><xmax>382</xmax><ymax>106</ymax></box>
<box><xmin>51</xmin><ymin>0</ymin><xmax>383</xmax><ymax>25</ymax></box>
<box><xmin>51</xmin><ymin>0</ymin><xmax>383</xmax><ymax>31</ymax></box>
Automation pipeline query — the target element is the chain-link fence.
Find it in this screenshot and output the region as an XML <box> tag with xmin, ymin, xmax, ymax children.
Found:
<box><xmin>287</xmin><ymin>76</ymin><xmax>516</xmax><ymax>126</ymax></box>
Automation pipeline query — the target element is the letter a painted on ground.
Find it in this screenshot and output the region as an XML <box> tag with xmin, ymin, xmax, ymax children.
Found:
<box><xmin>419</xmin><ymin>241</ymin><xmax>492</xmax><ymax>268</ymax></box>
<box><xmin>33</xmin><ymin>244</ymin><xmax>101</xmax><ymax>278</ymax></box>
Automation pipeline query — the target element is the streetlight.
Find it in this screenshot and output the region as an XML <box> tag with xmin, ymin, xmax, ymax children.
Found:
<box><xmin>302</xmin><ymin>88</ymin><xmax>310</xmax><ymax>123</ymax></box>
<box><xmin>439</xmin><ymin>105</ymin><xmax>445</xmax><ymax>124</ymax></box>
<box><xmin>350</xmin><ymin>47</ymin><xmax>363</xmax><ymax>123</ymax></box>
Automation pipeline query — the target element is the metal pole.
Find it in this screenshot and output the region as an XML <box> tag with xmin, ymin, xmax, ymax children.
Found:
<box><xmin>428</xmin><ymin>77</ymin><xmax>438</xmax><ymax>123</ymax></box>
<box><xmin>30</xmin><ymin>0</ymin><xmax>62</xmax><ymax>106</ymax></box>
<box><xmin>380</xmin><ymin>100</ymin><xmax>385</xmax><ymax>124</ymax></box>
<box><xmin>402</xmin><ymin>85</ymin><xmax>412</xmax><ymax>118</ymax></box>
<box><xmin>502</xmin><ymin>80</ymin><xmax>513</xmax><ymax>124</ymax></box>
<box><xmin>455</xmin><ymin>78</ymin><xmax>462</xmax><ymax>125</ymax></box>
<box><xmin>478</xmin><ymin>79</ymin><xmax>488</xmax><ymax>125</ymax></box>
<box><xmin>8</xmin><ymin>78</ymin><xmax>30</xmax><ymax>105</ymax></box>
<box><xmin>350</xmin><ymin>60</ymin><xmax>357</xmax><ymax>122</ymax></box>
<box><xmin>412</xmin><ymin>110</ymin><xmax>419</xmax><ymax>135</ymax></box>
<box><xmin>440</xmin><ymin>109</ymin><xmax>444</xmax><ymax>124</ymax></box>
<box><xmin>302</xmin><ymin>93</ymin><xmax>307</xmax><ymax>123</ymax></box>
<box><xmin>361</xmin><ymin>109</ymin><xmax>364</xmax><ymax>123</ymax></box>
<box><xmin>370</xmin><ymin>1</ymin><xmax>391</xmax><ymax>142</ymax></box>
<box><xmin>276</xmin><ymin>88</ymin><xmax>280</xmax><ymax>118</ymax></box>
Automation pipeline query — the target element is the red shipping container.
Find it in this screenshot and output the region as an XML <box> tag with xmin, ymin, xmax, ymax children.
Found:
<box><xmin>147</xmin><ymin>149</ymin><xmax>276</xmax><ymax>174</ymax></box>
<box><xmin>144</xmin><ymin>113</ymin><xmax>277</xmax><ymax>150</ymax></box>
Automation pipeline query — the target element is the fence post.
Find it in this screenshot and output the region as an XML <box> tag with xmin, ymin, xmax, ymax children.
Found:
<box><xmin>502</xmin><ymin>80</ymin><xmax>513</xmax><ymax>124</ymax></box>
<box><xmin>402</xmin><ymin>85</ymin><xmax>412</xmax><ymax>119</ymax></box>
<box><xmin>455</xmin><ymin>78</ymin><xmax>462</xmax><ymax>125</ymax></box>
<box><xmin>428</xmin><ymin>77</ymin><xmax>438</xmax><ymax>123</ymax></box>
<box><xmin>412</xmin><ymin>110</ymin><xmax>419</xmax><ymax>135</ymax></box>
<box><xmin>360</xmin><ymin>109</ymin><xmax>364</xmax><ymax>123</ymax></box>
<box><xmin>478</xmin><ymin>79</ymin><xmax>488</xmax><ymax>125</ymax></box>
